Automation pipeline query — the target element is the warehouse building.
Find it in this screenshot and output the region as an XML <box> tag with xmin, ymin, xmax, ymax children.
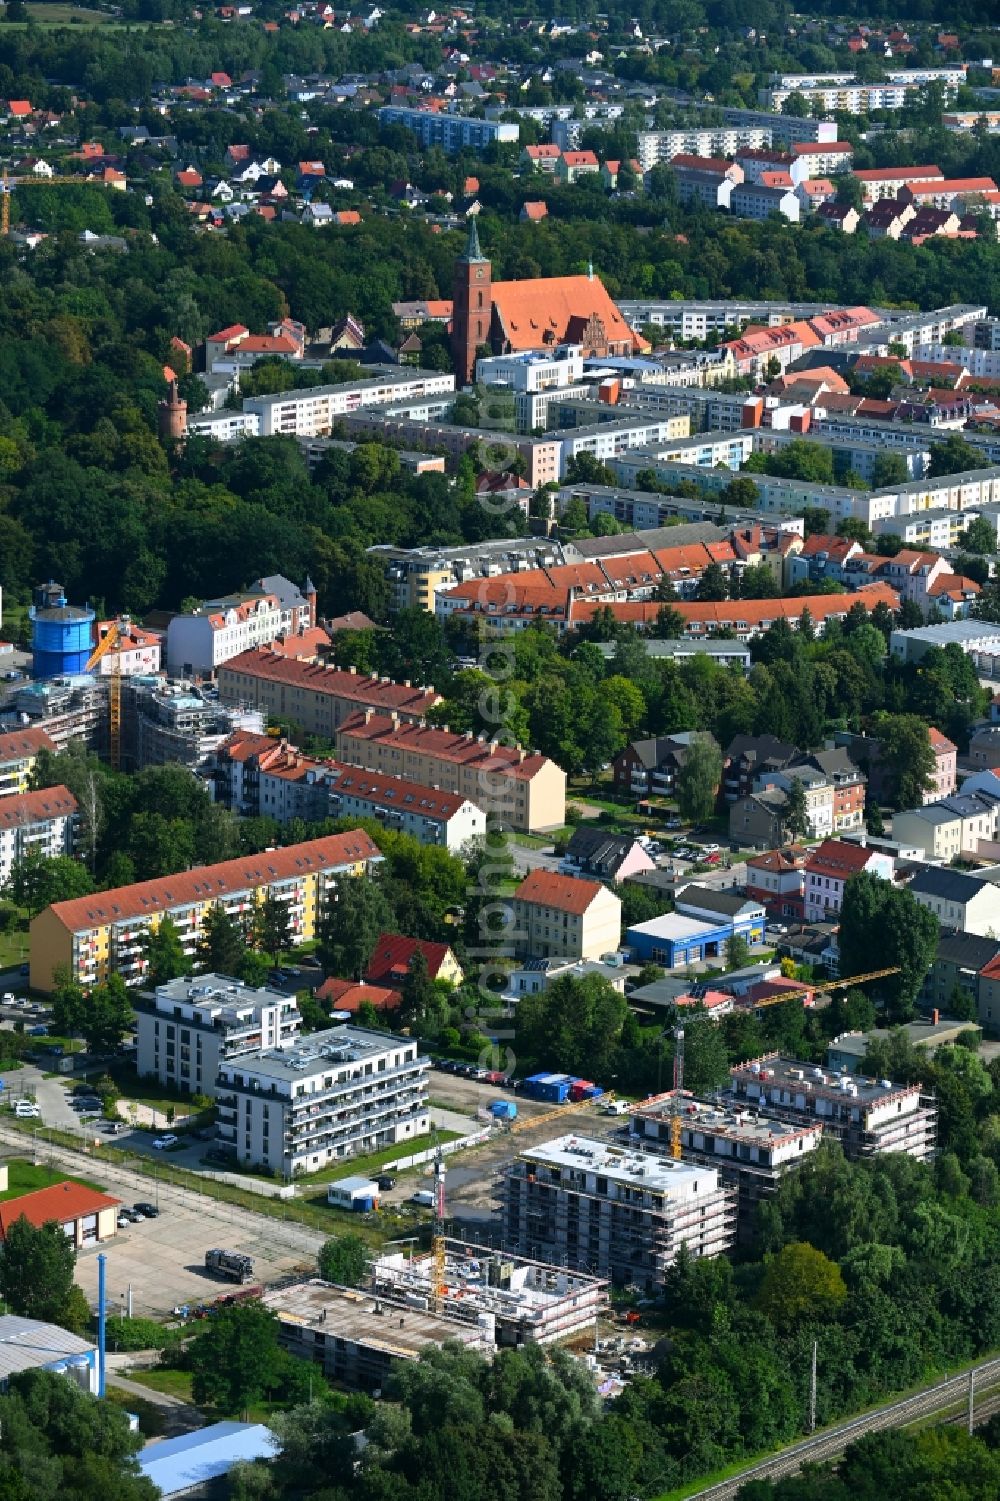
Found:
<box><xmin>501</xmin><ymin>1135</ymin><xmax>736</xmax><ymax>1290</ymax></box>
<box><xmin>728</xmin><ymin>1055</ymin><xmax>937</xmax><ymax>1160</ymax></box>
<box><xmin>0</xmin><ymin>1316</ymin><xmax>99</xmax><ymax>1395</ymax></box>
<box><xmin>0</xmin><ymin>1182</ymin><xmax>121</xmax><ymax>1249</ymax></box>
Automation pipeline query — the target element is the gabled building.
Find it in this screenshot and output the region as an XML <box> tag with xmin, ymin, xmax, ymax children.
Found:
<box><xmin>803</xmin><ymin>838</ymin><xmax>893</xmax><ymax>923</ymax></box>
<box><xmin>921</xmin><ymin>931</ymin><xmax>1000</xmax><ymax>1019</ymax></box>
<box><xmin>510</xmin><ymin>870</ymin><xmax>622</xmax><ymax>961</ymax></box>
<box><xmin>0</xmin><ymin>727</ymin><xmax>57</xmax><ymax>798</ymax></box>
<box><xmin>611</xmin><ymin>731</ymin><xmax>710</xmax><ymax>799</ymax></box>
<box><xmin>906</xmin><ymin>866</ymin><xmax>1000</xmax><ymax>938</ymax></box>
<box><xmin>744</xmin><ymin>846</ymin><xmax>808</xmax><ymax>920</ymax></box>
<box><xmin>364</xmin><ymin>934</ymin><xmax>464</xmax><ymax>989</ymax></box>
<box><xmin>561</xmin><ymin>828</ymin><xmax>655</xmax><ymax>884</ymax></box>
<box><xmin>0</xmin><ymin>785</ymin><xmax>78</xmax><ymax>885</ymax></box>
<box><xmin>723</xmin><ymin>734</ymin><xmax>798</xmax><ymax>803</ymax></box>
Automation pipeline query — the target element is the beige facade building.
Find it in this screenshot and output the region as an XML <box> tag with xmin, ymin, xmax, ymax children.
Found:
<box><xmin>335</xmin><ymin>712</ymin><xmax>566</xmax><ymax>832</ymax></box>
<box><xmin>217</xmin><ymin>652</ymin><xmax>441</xmax><ymax>739</ymax></box>
<box><xmin>510</xmin><ymin>869</ymin><xmax>622</xmax><ymax>960</ymax></box>
<box><xmin>0</xmin><ymin>727</ymin><xmax>56</xmax><ymax>799</ymax></box>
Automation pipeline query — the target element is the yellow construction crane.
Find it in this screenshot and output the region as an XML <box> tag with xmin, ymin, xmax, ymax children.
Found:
<box><xmin>85</xmin><ymin>619</ymin><xmax>126</xmax><ymax>771</ymax></box>
<box><xmin>503</xmin><ymin>1089</ymin><xmax>615</xmax><ymax>1135</ymax></box>
<box><xmin>1</xmin><ymin>166</ymin><xmax>116</xmax><ymax>237</ymax></box>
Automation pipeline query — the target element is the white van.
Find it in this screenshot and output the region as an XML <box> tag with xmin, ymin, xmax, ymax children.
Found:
<box><xmin>602</xmin><ymin>1101</ymin><xmax>630</xmax><ymax>1116</ymax></box>
<box><xmin>411</xmin><ymin>1189</ymin><xmax>436</xmax><ymax>1207</ymax></box>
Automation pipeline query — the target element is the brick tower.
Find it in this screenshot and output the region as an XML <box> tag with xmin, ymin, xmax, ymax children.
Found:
<box><xmin>451</xmin><ymin>216</ymin><xmax>491</xmax><ymax>389</ymax></box>
<box><xmin>157</xmin><ymin>378</ymin><xmax>187</xmax><ymax>443</ymax></box>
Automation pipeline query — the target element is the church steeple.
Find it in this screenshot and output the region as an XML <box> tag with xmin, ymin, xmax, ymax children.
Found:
<box><xmin>451</xmin><ymin>218</ymin><xmax>491</xmax><ymax>389</ymax></box>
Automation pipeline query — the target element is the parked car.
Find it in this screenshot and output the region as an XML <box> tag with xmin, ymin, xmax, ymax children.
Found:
<box><xmin>153</xmin><ymin>1134</ymin><xmax>178</xmax><ymax>1150</ymax></box>
<box><xmin>133</xmin><ymin>1202</ymin><xmax>159</xmax><ymax>1218</ymax></box>
<box><xmin>117</xmin><ymin>1212</ymin><xmax>132</xmax><ymax>1228</ymax></box>
<box><xmin>18</xmin><ymin>965</ymin><xmax>28</xmax><ymax>978</ymax></box>
<box><xmin>377</xmin><ymin>1175</ymin><xmax>396</xmax><ymax>1191</ymax></box>
<box><xmin>28</xmin><ymin>1026</ymin><xmax>47</xmax><ymax>1037</ymax></box>
<box><xmin>1</xmin><ymin>993</ymin><xmax>14</xmax><ymax>1006</ymax></box>
<box><xmin>13</xmin><ymin>1102</ymin><xmax>40</xmax><ymax>1119</ymax></box>
<box><xmin>126</xmin><ymin>1210</ymin><xmax>145</xmax><ymax>1223</ymax></box>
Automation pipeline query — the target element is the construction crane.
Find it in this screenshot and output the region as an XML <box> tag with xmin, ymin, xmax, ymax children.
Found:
<box><xmin>503</xmin><ymin>1089</ymin><xmax>616</xmax><ymax>1135</ymax></box>
<box><xmin>0</xmin><ymin>166</ymin><xmax>116</xmax><ymax>237</ymax></box>
<box><xmin>429</xmin><ymin>1124</ymin><xmax>447</xmax><ymax>1307</ymax></box>
<box><xmin>85</xmin><ymin>618</ymin><xmax>127</xmax><ymax>771</ymax></box>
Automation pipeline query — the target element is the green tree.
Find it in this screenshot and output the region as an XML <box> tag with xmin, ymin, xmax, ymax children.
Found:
<box><xmin>873</xmin><ymin>714</ymin><xmax>936</xmax><ymax>809</ymax></box>
<box><xmin>83</xmin><ymin>974</ymin><xmax>134</xmax><ymax>1054</ymax></box>
<box><xmin>675</xmin><ymin>733</ymin><xmax>722</xmax><ymax>821</ymax></box>
<box><xmin>5</xmin><ymin>850</ymin><xmax>94</xmax><ymax>918</ymax></box>
<box><xmin>960</xmin><ymin>514</ymin><xmax>997</xmax><ymax>554</ymax></box>
<box><xmin>928</xmin><ymin>433</ymin><xmax>982</xmax><ymax>478</ymax></box>
<box><xmin>196</xmin><ymin>904</ymin><xmax>246</xmax><ymax>976</ymax></box>
<box><xmin>678</xmin><ymin>1014</ymin><xmax>731</xmax><ymax>1095</ymax></box>
<box><xmin>839</xmin><ymin>873</ymin><xmax>939</xmax><ymax>1022</ymax></box>
<box><xmin>0</xmin><ymin>1218</ymin><xmax>77</xmax><ymax>1325</ymax></box>
<box><xmin>141</xmin><ymin>916</ymin><xmax>191</xmax><ymax>988</ymax></box>
<box><xmin>400</xmin><ymin>947</ymin><xmax>435</xmax><ymax>1030</ymax></box>
<box><xmin>318</xmin><ymin>1234</ymin><xmax>369</xmax><ymax>1287</ymax></box>
<box><xmin>783</xmin><ymin>776</ymin><xmax>809</xmax><ymax>839</ymax></box>
<box><xmin>725</xmin><ymin>933</ymin><xmax>751</xmax><ymax>970</ymax></box>
<box><xmin>189</xmin><ymin>1301</ymin><xmax>284</xmax><ymax>1416</ymax></box>
<box><xmin>516</xmin><ymin>973</ymin><xmax>627</xmax><ymax>1078</ymax></box>
<box><xmin>318</xmin><ymin>875</ymin><xmax>394</xmax><ymax>979</ymax></box>
<box><xmin>254</xmin><ymin>890</ymin><xmax>291</xmax><ymax>964</ymax></box>
<box><xmin>871</xmin><ymin>452</ymin><xmax>909</xmax><ymax>489</ymax></box>
<box><xmin>754</xmin><ymin>1242</ymin><xmax>847</xmax><ymax>1330</ymax></box>
<box><xmin>696</xmin><ymin>562</ymin><xmax>729</xmax><ymax>601</ymax></box>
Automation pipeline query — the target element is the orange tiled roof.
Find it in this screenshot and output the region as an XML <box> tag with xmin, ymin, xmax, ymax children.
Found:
<box><xmin>0</xmin><ymin>727</ymin><xmax>57</xmax><ymax>763</ymax></box>
<box><xmin>337</xmin><ymin>715</ymin><xmax>553</xmax><ymax>781</ymax></box>
<box><xmin>514</xmin><ymin>868</ymin><xmax>608</xmax><ymax>915</ymax></box>
<box><xmin>0</xmin><ymin>1182</ymin><xmax>120</xmax><ymax>1236</ymax></box>
<box><xmin>0</xmin><ymin>785</ymin><xmax>77</xmax><ymax>832</ymax></box>
<box><xmin>219</xmin><ymin>651</ymin><xmax>441</xmax><ymax>713</ymax></box>
<box><xmin>46</xmin><ymin>831</ymin><xmax>382</xmax><ymax>934</ymax></box>
<box><xmin>491</xmin><ymin>274</ymin><xmax>643</xmax><ymax>356</ymax></box>
<box><xmin>316</xmin><ymin>978</ymin><xmax>401</xmax><ymax>1012</ymax></box>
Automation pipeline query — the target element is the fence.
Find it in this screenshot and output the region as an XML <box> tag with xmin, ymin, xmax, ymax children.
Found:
<box><xmin>381</xmin><ymin>1129</ymin><xmax>492</xmax><ymax>1172</ymax></box>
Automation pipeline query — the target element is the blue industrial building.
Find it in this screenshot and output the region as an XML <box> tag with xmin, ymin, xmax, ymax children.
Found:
<box><xmin>626</xmin><ymin>912</ymin><xmax>750</xmax><ymax>969</ymax></box>
<box><xmin>29</xmin><ymin>581</ymin><xmax>94</xmax><ymax>680</ymax></box>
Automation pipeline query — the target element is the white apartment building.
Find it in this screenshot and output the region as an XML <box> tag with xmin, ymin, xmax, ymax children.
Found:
<box><xmin>730</xmin><ymin>182</ymin><xmax>800</xmax><ymax>223</ymax></box>
<box><xmin>638</xmin><ymin>125</ymin><xmax>770</xmax><ymax>172</ymax></box>
<box><xmin>93</xmin><ymin>621</ymin><xmax>161</xmax><ymax>676</ymax></box>
<box><xmin>893</xmin><ymin>793</ymin><xmax>1000</xmax><ymax>862</ymax></box>
<box><xmin>167</xmin><ymin>589</ymin><xmax>284</xmax><ymax>677</ymax></box>
<box><xmin>475</xmin><ymin>348</ymin><xmax>585</xmax><ymax>391</ymax></box>
<box><xmin>760</xmin><ymin>68</ymin><xmax>965</xmax><ymax>113</ymax></box>
<box><xmin>672</xmin><ymin>166</ymin><xmax>736</xmax><ymax>210</ymax></box>
<box><xmin>216</xmin><ymin>1025</ymin><xmax>429</xmax><ymax>1175</ymax></box>
<box><xmin>502</xmin><ymin>1136</ymin><xmax>736</xmax><ymax>1289</ymax></box>
<box><xmin>0</xmin><ymin>785</ymin><xmax>77</xmax><ymax>885</ymax></box>
<box><xmin>729</xmin><ymin>1055</ymin><xmax>936</xmax><ymax>1161</ymax></box>
<box><xmin>135</xmin><ymin>974</ymin><xmax>302</xmax><ymax>1099</ymax></box>
<box><xmin>241</xmin><ymin>371</ymin><xmax>456</xmax><ymax>439</ymax></box>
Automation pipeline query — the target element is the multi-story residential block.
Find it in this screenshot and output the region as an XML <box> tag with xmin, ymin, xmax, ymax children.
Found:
<box><xmin>729</xmin><ymin>1054</ymin><xmax>936</xmax><ymax>1160</ymax></box>
<box><xmin>730</xmin><ymin>181</ymin><xmax>800</xmax><ymax>223</ymax></box>
<box><xmin>0</xmin><ymin>785</ymin><xmax>77</xmax><ymax>885</ymax></box>
<box><xmin>803</xmin><ymin>838</ymin><xmax>893</xmax><ymax>923</ymax></box>
<box><xmin>29</xmin><ymin>829</ymin><xmax>382</xmax><ymax>994</ymax></box>
<box><xmin>670</xmin><ymin>154</ymin><xmax>743</xmax><ymax>209</ymax></box>
<box><xmin>0</xmin><ymin>727</ymin><xmax>56</xmax><ymax>798</ymax></box>
<box><xmin>226</xmin><ymin>370</ymin><xmax>455</xmax><ymax>440</ymax></box>
<box><xmin>217</xmin><ymin>652</ymin><xmax>441</xmax><ymax>738</ymax></box>
<box><xmin>611</xmin><ymin>731</ymin><xmax>709</xmax><ymax>798</ymax></box>
<box><xmin>166</xmin><ymin>588</ymin><xmax>285</xmax><ymax>678</ymax></box>
<box><xmin>209</xmin><ymin>732</ymin><xmax>485</xmax><ymax>850</ymax></box>
<box><xmin>790</xmin><ymin>141</ymin><xmax>854</xmax><ymax>176</ymax></box>
<box><xmin>501</xmin><ymin>1135</ymin><xmax>736</xmax><ymax>1289</ymax></box>
<box><xmin>735</xmin><ymin>146</ymin><xmax>805</xmax><ymax>185</ymax></box>
<box><xmin>555</xmin><ymin>149</ymin><xmax>599</xmax><ymax>184</ymax></box>
<box><xmin>890</xmin><ymin>620</ymin><xmax>1000</xmax><ymax>666</ymax></box>
<box><xmin>367</xmin><ymin>537</ymin><xmax>566</xmax><ymax>614</ymax></box>
<box><xmin>334</xmin><ymin>713</ymin><xmax>566</xmax><ymax>833</ymax></box>
<box><xmin>377</xmin><ymin>107</ymin><xmax>518</xmax><ymax>154</ymax></box>
<box><xmin>630</xmin><ymin>1097</ymin><xmax>823</xmax><ymax>1241</ymax></box>
<box><xmin>921</xmin><ymin>932</ymin><xmax>1000</xmax><ymax>1020</ymax></box>
<box><xmin>853</xmin><ymin>164</ymin><xmax>944</xmax><ymax>202</ymax></box>
<box><xmin>135</xmin><ymin>974</ymin><xmax>302</xmax><ymax>1099</ymax></box>
<box><xmin>907</xmin><ymin>867</ymin><xmax>1000</xmax><ymax>938</ymax></box>
<box><xmin>216</xmin><ymin>1024</ymin><xmax>429</xmax><ymax>1175</ymax></box>
<box><xmin>723</xmin><ymin>734</ymin><xmax>797</xmax><ymax>803</ymax></box>
<box><xmin>758</xmin><ymin>765</ymin><xmax>834</xmax><ymax>840</ymax></box>
<box><xmin>760</xmin><ymin>70</ymin><xmax>964</xmax><ymax>114</ymax></box>
<box><xmin>510</xmin><ymin>870</ymin><xmax>622</xmax><ymax>961</ymax></box>
<box><xmin>117</xmin><ymin>677</ymin><xmax>265</xmax><ymax>772</ymax></box>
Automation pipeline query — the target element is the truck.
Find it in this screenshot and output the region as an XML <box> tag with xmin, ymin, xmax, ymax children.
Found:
<box><xmin>205</xmin><ymin>1248</ymin><xmax>255</xmax><ymax>1283</ymax></box>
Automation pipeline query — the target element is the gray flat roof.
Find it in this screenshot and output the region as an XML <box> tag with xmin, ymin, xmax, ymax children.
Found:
<box><xmin>221</xmin><ymin>1025</ymin><xmax>413</xmax><ymax>1082</ymax></box>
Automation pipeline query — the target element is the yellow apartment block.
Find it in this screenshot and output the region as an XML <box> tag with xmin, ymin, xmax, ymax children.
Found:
<box><xmin>29</xmin><ymin>830</ymin><xmax>382</xmax><ymax>994</ymax></box>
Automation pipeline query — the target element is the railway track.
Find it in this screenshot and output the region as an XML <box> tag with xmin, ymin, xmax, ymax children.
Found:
<box><xmin>687</xmin><ymin>1356</ymin><xmax>1000</xmax><ymax>1499</ymax></box>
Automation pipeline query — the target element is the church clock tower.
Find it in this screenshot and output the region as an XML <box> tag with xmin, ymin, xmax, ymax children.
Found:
<box><xmin>451</xmin><ymin>217</ymin><xmax>491</xmax><ymax>389</ymax></box>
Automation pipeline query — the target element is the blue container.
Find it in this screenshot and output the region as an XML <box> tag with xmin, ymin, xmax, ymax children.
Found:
<box><xmin>490</xmin><ymin>1100</ymin><xmax>517</xmax><ymax>1120</ymax></box>
<box><xmin>355</xmin><ymin>1196</ymin><xmax>375</xmax><ymax>1212</ymax></box>
<box><xmin>584</xmin><ymin>1086</ymin><xmax>604</xmax><ymax>1100</ymax></box>
<box><xmin>30</xmin><ymin>584</ymin><xmax>95</xmax><ymax>680</ymax></box>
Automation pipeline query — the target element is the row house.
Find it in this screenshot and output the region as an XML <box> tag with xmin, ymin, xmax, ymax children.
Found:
<box><xmin>892</xmin><ymin>791</ymin><xmax>1000</xmax><ymax>862</ymax></box>
<box><xmin>906</xmin><ymin>866</ymin><xmax>1000</xmax><ymax>939</ymax></box>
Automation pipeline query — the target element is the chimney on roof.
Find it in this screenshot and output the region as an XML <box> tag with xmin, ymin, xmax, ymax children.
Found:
<box><xmin>364</xmin><ymin>708</ymin><xmax>374</xmax><ymax>724</ymax></box>
<box><xmin>349</xmin><ymin>665</ymin><xmax>357</xmax><ymax>675</ymax></box>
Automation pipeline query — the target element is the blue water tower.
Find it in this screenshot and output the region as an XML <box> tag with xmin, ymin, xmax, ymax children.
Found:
<box><xmin>29</xmin><ymin>581</ymin><xmax>96</xmax><ymax>679</ymax></box>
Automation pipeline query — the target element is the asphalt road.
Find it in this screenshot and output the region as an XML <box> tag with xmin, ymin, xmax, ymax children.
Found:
<box><xmin>688</xmin><ymin>1356</ymin><xmax>1000</xmax><ymax>1498</ymax></box>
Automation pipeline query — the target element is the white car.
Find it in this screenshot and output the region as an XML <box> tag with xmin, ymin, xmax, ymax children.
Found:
<box><xmin>1</xmin><ymin>994</ymin><xmax>13</xmax><ymax>1006</ymax></box>
<box><xmin>152</xmin><ymin>1134</ymin><xmax>178</xmax><ymax>1150</ymax></box>
<box><xmin>14</xmin><ymin>1102</ymin><xmax>40</xmax><ymax>1119</ymax></box>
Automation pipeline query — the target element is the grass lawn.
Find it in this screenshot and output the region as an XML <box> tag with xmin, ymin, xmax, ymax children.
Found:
<box><xmin>0</xmin><ymin>1158</ymin><xmax>103</xmax><ymax>1201</ymax></box>
<box><xmin>108</xmin><ymin>1064</ymin><xmax>203</xmax><ymax>1120</ymax></box>
<box><xmin>126</xmin><ymin>1367</ymin><xmax>196</xmax><ymax>1402</ymax></box>
<box><xmin>0</xmin><ymin>914</ymin><xmax>28</xmax><ymax>970</ymax></box>
<box><xmin>289</xmin><ymin>1129</ymin><xmax>463</xmax><ymax>1188</ymax></box>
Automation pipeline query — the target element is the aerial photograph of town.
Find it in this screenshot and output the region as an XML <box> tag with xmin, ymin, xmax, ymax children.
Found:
<box><xmin>2</xmin><ymin>0</ymin><xmax>1000</xmax><ymax>1496</ymax></box>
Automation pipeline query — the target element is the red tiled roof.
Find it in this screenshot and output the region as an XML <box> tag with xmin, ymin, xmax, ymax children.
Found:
<box><xmin>365</xmin><ymin>934</ymin><xmax>456</xmax><ymax>984</ymax></box>
<box><xmin>0</xmin><ymin>727</ymin><xmax>57</xmax><ymax>763</ymax></box>
<box><xmin>928</xmin><ymin>727</ymin><xmax>957</xmax><ymax>753</ymax></box>
<box><xmin>208</xmin><ymin>323</ymin><xmax>248</xmax><ymax>343</ymax></box>
<box><xmin>746</xmin><ymin>847</ymin><xmax>808</xmax><ymax>872</ymax></box>
<box><xmin>316</xmin><ymin>977</ymin><xmax>401</xmax><ymax>1011</ymax></box>
<box><xmin>45</xmin><ymin>831</ymin><xmax>382</xmax><ymax>934</ymax></box>
<box><xmin>804</xmin><ymin>838</ymin><xmax>875</xmax><ymax>881</ymax></box>
<box><xmin>0</xmin><ymin>1182</ymin><xmax>120</xmax><ymax>1237</ymax></box>
<box><xmin>219</xmin><ymin>651</ymin><xmax>441</xmax><ymax>714</ymax></box>
<box><xmin>337</xmin><ymin>713</ymin><xmax>554</xmax><ymax>782</ymax></box>
<box><xmin>791</xmin><ymin>141</ymin><xmax>853</xmax><ymax>156</ymax></box>
<box><xmin>0</xmin><ymin>785</ymin><xmax>77</xmax><ymax>832</ymax></box>
<box><xmin>513</xmin><ymin>868</ymin><xmax>607</xmax><ymax>915</ymax></box>
<box><xmin>521</xmin><ymin>200</ymin><xmax>548</xmax><ymax>220</ymax></box>
<box><xmin>854</xmin><ymin>165</ymin><xmax>943</xmax><ymax>181</ymax></box>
